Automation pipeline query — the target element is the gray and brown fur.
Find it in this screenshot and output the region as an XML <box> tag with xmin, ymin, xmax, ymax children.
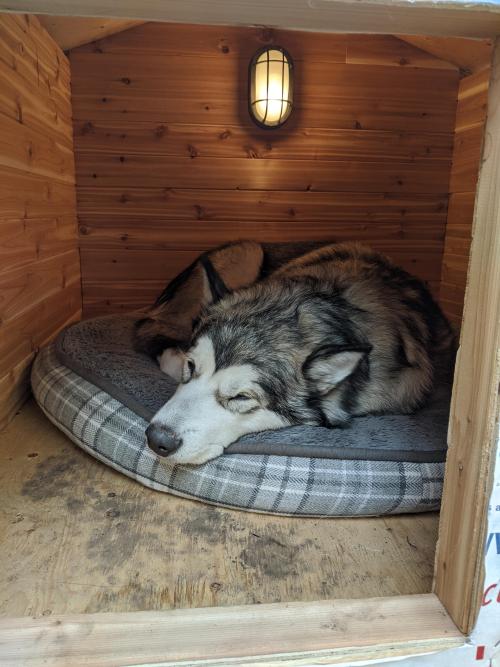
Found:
<box><xmin>192</xmin><ymin>242</ymin><xmax>456</xmax><ymax>426</ymax></box>
<box><xmin>133</xmin><ymin>241</ymin><xmax>265</xmax><ymax>357</ymax></box>
<box><xmin>133</xmin><ymin>240</ymin><xmax>324</xmax><ymax>357</ymax></box>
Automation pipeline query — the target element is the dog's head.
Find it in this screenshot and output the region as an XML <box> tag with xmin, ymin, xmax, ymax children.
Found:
<box><xmin>146</xmin><ymin>282</ymin><xmax>370</xmax><ymax>465</ymax></box>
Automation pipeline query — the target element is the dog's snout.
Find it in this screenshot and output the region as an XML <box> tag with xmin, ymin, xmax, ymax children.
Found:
<box><xmin>146</xmin><ymin>423</ymin><xmax>182</xmax><ymax>457</ymax></box>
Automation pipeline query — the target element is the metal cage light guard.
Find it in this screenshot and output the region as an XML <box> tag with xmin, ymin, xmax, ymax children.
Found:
<box><xmin>248</xmin><ymin>46</ymin><xmax>294</xmax><ymax>128</ymax></box>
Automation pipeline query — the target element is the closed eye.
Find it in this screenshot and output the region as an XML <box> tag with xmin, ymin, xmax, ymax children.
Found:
<box><xmin>220</xmin><ymin>392</ymin><xmax>260</xmax><ymax>413</ymax></box>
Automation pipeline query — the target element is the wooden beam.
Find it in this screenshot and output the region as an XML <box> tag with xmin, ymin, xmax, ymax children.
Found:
<box><xmin>396</xmin><ymin>35</ymin><xmax>493</xmax><ymax>75</ymax></box>
<box><xmin>0</xmin><ymin>594</ymin><xmax>463</xmax><ymax>666</ymax></box>
<box><xmin>36</xmin><ymin>16</ymin><xmax>145</xmax><ymax>50</ymax></box>
<box><xmin>434</xmin><ymin>39</ymin><xmax>500</xmax><ymax>633</ymax></box>
<box><xmin>0</xmin><ymin>0</ymin><xmax>500</xmax><ymax>38</ymax></box>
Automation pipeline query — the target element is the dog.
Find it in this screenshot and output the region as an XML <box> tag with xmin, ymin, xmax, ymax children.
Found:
<box><xmin>136</xmin><ymin>242</ymin><xmax>455</xmax><ymax>465</ymax></box>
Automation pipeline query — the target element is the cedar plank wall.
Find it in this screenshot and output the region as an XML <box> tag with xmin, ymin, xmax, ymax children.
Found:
<box><xmin>0</xmin><ymin>14</ymin><xmax>81</xmax><ymax>430</ymax></box>
<box><xmin>440</xmin><ymin>67</ymin><xmax>491</xmax><ymax>329</ymax></box>
<box><xmin>70</xmin><ymin>23</ymin><xmax>460</xmax><ymax>318</ymax></box>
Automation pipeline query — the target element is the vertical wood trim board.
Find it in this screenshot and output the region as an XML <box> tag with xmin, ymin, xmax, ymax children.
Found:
<box><xmin>434</xmin><ymin>40</ymin><xmax>500</xmax><ymax>633</ymax></box>
<box><xmin>0</xmin><ymin>14</ymin><xmax>82</xmax><ymax>430</ymax></box>
<box><xmin>440</xmin><ymin>67</ymin><xmax>491</xmax><ymax>328</ymax></box>
<box><xmin>69</xmin><ymin>23</ymin><xmax>461</xmax><ymax>318</ymax></box>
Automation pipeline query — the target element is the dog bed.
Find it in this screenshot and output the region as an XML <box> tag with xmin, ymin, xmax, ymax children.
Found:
<box><xmin>31</xmin><ymin>314</ymin><xmax>449</xmax><ymax>516</ymax></box>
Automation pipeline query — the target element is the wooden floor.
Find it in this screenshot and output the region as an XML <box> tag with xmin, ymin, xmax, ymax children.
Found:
<box><xmin>0</xmin><ymin>401</ymin><xmax>439</xmax><ymax>618</ymax></box>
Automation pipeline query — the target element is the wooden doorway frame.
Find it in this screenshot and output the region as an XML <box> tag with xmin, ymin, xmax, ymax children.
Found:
<box><xmin>0</xmin><ymin>1</ymin><xmax>499</xmax><ymax>664</ymax></box>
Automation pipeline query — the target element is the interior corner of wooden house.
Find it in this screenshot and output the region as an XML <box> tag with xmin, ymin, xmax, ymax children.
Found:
<box><xmin>0</xmin><ymin>13</ymin><xmax>493</xmax><ymax>620</ymax></box>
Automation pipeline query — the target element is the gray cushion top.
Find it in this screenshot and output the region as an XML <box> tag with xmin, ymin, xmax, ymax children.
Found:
<box><xmin>55</xmin><ymin>314</ymin><xmax>450</xmax><ymax>463</ymax></box>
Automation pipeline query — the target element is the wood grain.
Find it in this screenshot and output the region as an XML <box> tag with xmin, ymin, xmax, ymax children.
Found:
<box><xmin>0</xmin><ymin>400</ymin><xmax>441</xmax><ymax>619</ymax></box>
<box><xmin>76</xmin><ymin>154</ymin><xmax>452</xmax><ymax>193</ymax></box>
<box><xmin>76</xmin><ymin>189</ymin><xmax>449</xmax><ymax>223</ymax></box>
<box><xmin>0</xmin><ymin>217</ymin><xmax>78</xmax><ymax>273</ymax></box>
<box><xmin>73</xmin><ymin>121</ymin><xmax>454</xmax><ymax>162</ymax></box>
<box><xmin>434</xmin><ymin>40</ymin><xmax>500</xmax><ymax>633</ymax></box>
<box><xmin>2</xmin><ymin>0</ymin><xmax>500</xmax><ymax>38</ymax></box>
<box><xmin>0</xmin><ymin>166</ymin><xmax>76</xmax><ymax>219</ymax></box>
<box><xmin>70</xmin><ymin>51</ymin><xmax>459</xmax><ymax>132</ymax></box>
<box><xmin>0</xmin><ymin>16</ymin><xmax>71</xmax><ymax>147</ymax></box>
<box><xmin>440</xmin><ymin>68</ymin><xmax>490</xmax><ymax>327</ymax></box>
<box><xmin>396</xmin><ymin>35</ymin><xmax>493</xmax><ymax>74</ymax></box>
<box><xmin>0</xmin><ymin>597</ymin><xmax>462</xmax><ymax>667</ymax></box>
<box><xmin>36</xmin><ymin>16</ymin><xmax>146</xmax><ymax>50</ymax></box>
<box><xmin>454</xmin><ymin>68</ymin><xmax>491</xmax><ymax>131</ymax></box>
<box><xmin>69</xmin><ymin>23</ymin><xmax>460</xmax><ymax>317</ymax></box>
<box><xmin>0</xmin><ymin>595</ymin><xmax>462</xmax><ymax>667</ymax></box>
<box><xmin>0</xmin><ymin>14</ymin><xmax>81</xmax><ymax>429</ymax></box>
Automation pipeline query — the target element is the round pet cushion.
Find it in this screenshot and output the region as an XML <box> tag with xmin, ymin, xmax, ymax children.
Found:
<box><xmin>31</xmin><ymin>315</ymin><xmax>449</xmax><ymax>516</ymax></box>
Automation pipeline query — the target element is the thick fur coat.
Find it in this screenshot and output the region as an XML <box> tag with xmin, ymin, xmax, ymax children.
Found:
<box><xmin>137</xmin><ymin>242</ymin><xmax>455</xmax><ymax>464</ymax></box>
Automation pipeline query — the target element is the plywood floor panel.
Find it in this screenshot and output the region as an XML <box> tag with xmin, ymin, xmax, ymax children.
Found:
<box><xmin>0</xmin><ymin>401</ymin><xmax>439</xmax><ymax>617</ymax></box>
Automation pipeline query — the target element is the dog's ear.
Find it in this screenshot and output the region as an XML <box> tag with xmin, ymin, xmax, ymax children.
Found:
<box><xmin>200</xmin><ymin>241</ymin><xmax>264</xmax><ymax>306</ymax></box>
<box><xmin>303</xmin><ymin>344</ymin><xmax>371</xmax><ymax>395</ymax></box>
<box><xmin>200</xmin><ymin>255</ymin><xmax>230</xmax><ymax>304</ymax></box>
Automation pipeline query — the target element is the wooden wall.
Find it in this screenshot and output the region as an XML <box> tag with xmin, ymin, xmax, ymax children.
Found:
<box><xmin>0</xmin><ymin>15</ymin><xmax>81</xmax><ymax>429</ymax></box>
<box><xmin>440</xmin><ymin>67</ymin><xmax>491</xmax><ymax>328</ymax></box>
<box><xmin>70</xmin><ymin>23</ymin><xmax>460</xmax><ymax>318</ymax></box>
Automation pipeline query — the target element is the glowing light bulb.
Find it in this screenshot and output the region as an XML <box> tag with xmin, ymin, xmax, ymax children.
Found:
<box><xmin>249</xmin><ymin>47</ymin><xmax>293</xmax><ymax>128</ymax></box>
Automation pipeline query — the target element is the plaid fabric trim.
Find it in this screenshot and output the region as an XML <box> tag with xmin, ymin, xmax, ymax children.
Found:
<box><xmin>31</xmin><ymin>346</ymin><xmax>444</xmax><ymax>517</ymax></box>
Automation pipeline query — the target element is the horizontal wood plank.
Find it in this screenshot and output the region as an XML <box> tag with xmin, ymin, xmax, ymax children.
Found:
<box><xmin>0</xmin><ymin>283</ymin><xmax>82</xmax><ymax>380</ymax></box>
<box><xmin>76</xmin><ymin>154</ymin><xmax>451</xmax><ymax>192</ymax></box>
<box><xmin>0</xmin><ymin>303</ymin><xmax>81</xmax><ymax>430</ymax></box>
<box><xmin>0</xmin><ymin>17</ymin><xmax>72</xmax><ymax>149</ymax></box>
<box><xmin>0</xmin><ymin>112</ymin><xmax>75</xmax><ymax>184</ymax></box>
<box><xmin>76</xmin><ymin>188</ymin><xmax>449</xmax><ymax>223</ymax></box>
<box><xmin>0</xmin><ymin>166</ymin><xmax>76</xmax><ymax>219</ymax></box>
<box><xmin>78</xmin><ymin>219</ymin><xmax>446</xmax><ymax>250</ymax></box>
<box><xmin>73</xmin><ymin>121</ymin><xmax>453</xmax><ymax>162</ymax></box>
<box><xmin>71</xmin><ymin>96</ymin><xmax>458</xmax><ymax>133</ymax></box>
<box><xmin>0</xmin><ymin>249</ymin><xmax>81</xmax><ymax>325</ymax></box>
<box><xmin>5</xmin><ymin>14</ymin><xmax>71</xmax><ymax>82</ymax></box>
<box><xmin>0</xmin><ymin>594</ymin><xmax>462</xmax><ymax>666</ymax></box>
<box><xmin>0</xmin><ymin>14</ymin><xmax>70</xmax><ymax>97</ymax></box>
<box><xmin>0</xmin><ymin>217</ymin><xmax>78</xmax><ymax>275</ymax></box>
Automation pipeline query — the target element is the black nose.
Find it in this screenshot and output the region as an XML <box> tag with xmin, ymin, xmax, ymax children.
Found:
<box><xmin>146</xmin><ymin>423</ymin><xmax>182</xmax><ymax>457</ymax></box>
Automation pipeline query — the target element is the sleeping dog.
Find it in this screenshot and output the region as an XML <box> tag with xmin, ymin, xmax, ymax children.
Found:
<box><xmin>134</xmin><ymin>242</ymin><xmax>455</xmax><ymax>465</ymax></box>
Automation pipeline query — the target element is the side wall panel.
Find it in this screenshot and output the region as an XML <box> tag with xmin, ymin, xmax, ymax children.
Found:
<box><xmin>440</xmin><ymin>68</ymin><xmax>490</xmax><ymax>329</ymax></box>
<box><xmin>0</xmin><ymin>14</ymin><xmax>81</xmax><ymax>429</ymax></box>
